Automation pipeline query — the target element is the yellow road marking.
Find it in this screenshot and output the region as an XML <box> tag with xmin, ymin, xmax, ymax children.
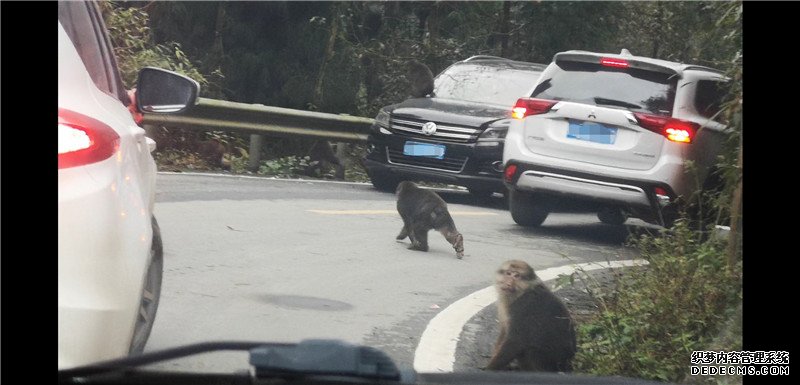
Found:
<box><xmin>307</xmin><ymin>209</ymin><xmax>497</xmax><ymax>216</ymax></box>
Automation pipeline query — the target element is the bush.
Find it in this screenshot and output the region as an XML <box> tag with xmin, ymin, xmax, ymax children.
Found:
<box><xmin>573</xmin><ymin>221</ymin><xmax>741</xmax><ymax>382</ymax></box>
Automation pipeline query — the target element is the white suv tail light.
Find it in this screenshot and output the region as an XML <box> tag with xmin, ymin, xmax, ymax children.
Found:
<box><xmin>511</xmin><ymin>98</ymin><xmax>557</xmax><ymax>119</ymax></box>
<box><xmin>58</xmin><ymin>108</ymin><xmax>120</xmax><ymax>169</ymax></box>
<box><xmin>633</xmin><ymin>112</ymin><xmax>699</xmax><ymax>143</ymax></box>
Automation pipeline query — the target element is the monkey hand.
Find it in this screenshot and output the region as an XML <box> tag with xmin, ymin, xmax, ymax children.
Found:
<box><xmin>453</xmin><ymin>233</ymin><xmax>464</xmax><ymax>259</ymax></box>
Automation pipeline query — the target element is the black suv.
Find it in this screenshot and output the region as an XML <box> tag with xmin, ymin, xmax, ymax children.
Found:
<box><xmin>363</xmin><ymin>56</ymin><xmax>546</xmax><ymax>198</ymax></box>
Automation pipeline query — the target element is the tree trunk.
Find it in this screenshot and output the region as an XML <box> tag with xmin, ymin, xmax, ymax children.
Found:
<box><xmin>313</xmin><ymin>4</ymin><xmax>340</xmax><ymax>108</ymax></box>
<box><xmin>213</xmin><ymin>2</ymin><xmax>225</xmax><ymax>56</ymax></box>
<box><xmin>727</xmin><ymin>135</ymin><xmax>742</xmax><ymax>274</ymax></box>
<box><xmin>499</xmin><ymin>1</ymin><xmax>511</xmax><ymax>57</ymax></box>
<box><xmin>425</xmin><ymin>2</ymin><xmax>440</xmax><ymax>46</ymax></box>
<box><xmin>312</xmin><ymin>4</ymin><xmax>344</xmax><ymax>180</ymax></box>
<box><xmin>651</xmin><ymin>2</ymin><xmax>663</xmax><ymax>58</ymax></box>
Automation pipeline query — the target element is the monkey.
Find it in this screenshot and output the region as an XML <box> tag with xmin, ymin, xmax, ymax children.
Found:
<box><xmin>407</xmin><ymin>60</ymin><xmax>435</xmax><ymax>98</ymax></box>
<box><xmin>486</xmin><ymin>260</ymin><xmax>576</xmax><ymax>372</ymax></box>
<box><xmin>395</xmin><ymin>181</ymin><xmax>464</xmax><ymax>259</ymax></box>
<box><xmin>197</xmin><ymin>139</ymin><xmax>231</xmax><ymax>170</ymax></box>
<box><xmin>306</xmin><ymin>140</ymin><xmax>345</xmax><ymax>180</ymax></box>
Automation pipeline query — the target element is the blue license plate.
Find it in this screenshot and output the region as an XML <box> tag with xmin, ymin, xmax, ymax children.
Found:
<box><xmin>567</xmin><ymin>121</ymin><xmax>618</xmax><ymax>145</ymax></box>
<box><xmin>403</xmin><ymin>141</ymin><xmax>446</xmax><ymax>159</ymax></box>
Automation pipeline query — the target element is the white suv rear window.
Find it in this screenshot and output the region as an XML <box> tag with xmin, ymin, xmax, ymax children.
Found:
<box><xmin>530</xmin><ymin>61</ymin><xmax>678</xmax><ymax>116</ymax></box>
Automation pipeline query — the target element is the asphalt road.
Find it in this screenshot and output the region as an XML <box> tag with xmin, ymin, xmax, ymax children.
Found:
<box><xmin>146</xmin><ymin>172</ymin><xmax>644</xmax><ymax>373</ymax></box>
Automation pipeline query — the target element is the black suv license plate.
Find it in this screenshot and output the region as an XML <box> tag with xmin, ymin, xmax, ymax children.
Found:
<box><xmin>403</xmin><ymin>141</ymin><xmax>446</xmax><ymax>159</ymax></box>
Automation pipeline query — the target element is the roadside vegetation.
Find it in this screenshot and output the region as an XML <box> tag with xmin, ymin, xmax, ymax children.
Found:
<box><xmin>105</xmin><ymin>1</ymin><xmax>743</xmax><ymax>383</ymax></box>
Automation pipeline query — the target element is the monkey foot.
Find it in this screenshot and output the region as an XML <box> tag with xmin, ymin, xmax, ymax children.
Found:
<box><xmin>408</xmin><ymin>244</ymin><xmax>429</xmax><ymax>252</ymax></box>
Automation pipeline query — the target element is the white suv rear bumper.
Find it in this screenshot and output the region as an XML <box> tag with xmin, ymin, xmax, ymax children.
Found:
<box><xmin>504</xmin><ymin>121</ymin><xmax>692</xmax><ymax>203</ymax></box>
<box><xmin>516</xmin><ymin>170</ymin><xmax>652</xmax><ymax>207</ymax></box>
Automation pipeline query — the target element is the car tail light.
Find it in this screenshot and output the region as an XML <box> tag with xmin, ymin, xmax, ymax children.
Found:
<box><xmin>58</xmin><ymin>108</ymin><xmax>120</xmax><ymax>169</ymax></box>
<box><xmin>633</xmin><ymin>113</ymin><xmax>698</xmax><ymax>144</ymax></box>
<box><xmin>654</xmin><ymin>186</ymin><xmax>672</xmax><ymax>206</ymax></box>
<box><xmin>504</xmin><ymin>164</ymin><xmax>517</xmax><ymax>183</ymax></box>
<box><xmin>600</xmin><ymin>57</ymin><xmax>629</xmax><ymax>68</ymax></box>
<box><xmin>512</xmin><ymin>98</ymin><xmax>557</xmax><ymax>119</ymax></box>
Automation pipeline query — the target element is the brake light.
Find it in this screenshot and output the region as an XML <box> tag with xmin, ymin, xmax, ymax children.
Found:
<box><xmin>58</xmin><ymin>108</ymin><xmax>120</xmax><ymax>169</ymax></box>
<box><xmin>512</xmin><ymin>98</ymin><xmax>557</xmax><ymax>119</ymax></box>
<box><xmin>633</xmin><ymin>113</ymin><xmax>698</xmax><ymax>144</ymax></box>
<box><xmin>600</xmin><ymin>57</ymin><xmax>629</xmax><ymax>68</ymax></box>
<box><xmin>504</xmin><ymin>164</ymin><xmax>517</xmax><ymax>183</ymax></box>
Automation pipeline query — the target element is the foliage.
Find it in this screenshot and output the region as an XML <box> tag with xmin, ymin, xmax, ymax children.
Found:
<box><xmin>572</xmin><ymin>222</ymin><xmax>741</xmax><ymax>382</ymax></box>
<box><xmin>104</xmin><ymin>1</ymin><xmax>744</xmax><ymax>180</ymax></box>
<box><xmin>257</xmin><ymin>156</ymin><xmax>315</xmax><ymax>178</ymax></box>
<box><xmin>100</xmin><ymin>2</ymin><xmax>211</xmax><ymax>91</ymax></box>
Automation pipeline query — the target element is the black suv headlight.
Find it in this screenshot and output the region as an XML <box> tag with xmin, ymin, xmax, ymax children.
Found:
<box><xmin>477</xmin><ymin>121</ymin><xmax>509</xmax><ymax>145</ymax></box>
<box><xmin>374</xmin><ymin>109</ymin><xmax>392</xmax><ymax>134</ymax></box>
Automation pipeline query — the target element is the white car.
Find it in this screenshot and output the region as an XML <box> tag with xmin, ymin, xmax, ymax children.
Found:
<box><xmin>503</xmin><ymin>49</ymin><xmax>728</xmax><ymax>227</ymax></box>
<box><xmin>58</xmin><ymin>1</ymin><xmax>198</xmax><ymax>369</ymax></box>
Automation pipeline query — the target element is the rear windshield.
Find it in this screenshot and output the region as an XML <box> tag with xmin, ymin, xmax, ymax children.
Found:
<box><xmin>434</xmin><ymin>63</ymin><xmax>543</xmax><ymax>107</ymax></box>
<box><xmin>530</xmin><ymin>61</ymin><xmax>678</xmax><ymax>116</ymax></box>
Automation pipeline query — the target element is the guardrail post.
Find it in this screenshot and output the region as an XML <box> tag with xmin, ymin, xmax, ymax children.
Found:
<box><xmin>143</xmin><ymin>124</ymin><xmax>158</xmax><ymax>143</ymax></box>
<box><xmin>248</xmin><ymin>134</ymin><xmax>263</xmax><ymax>172</ymax></box>
<box><xmin>334</xmin><ymin>141</ymin><xmax>348</xmax><ymax>180</ymax></box>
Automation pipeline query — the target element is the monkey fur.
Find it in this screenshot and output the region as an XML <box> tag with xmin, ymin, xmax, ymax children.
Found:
<box><xmin>407</xmin><ymin>60</ymin><xmax>434</xmax><ymax>98</ymax></box>
<box><xmin>395</xmin><ymin>181</ymin><xmax>464</xmax><ymax>258</ymax></box>
<box><xmin>486</xmin><ymin>260</ymin><xmax>576</xmax><ymax>372</ymax></box>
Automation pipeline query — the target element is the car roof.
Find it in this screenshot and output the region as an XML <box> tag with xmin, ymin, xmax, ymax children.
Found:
<box><xmin>458</xmin><ymin>55</ymin><xmax>548</xmax><ymax>72</ymax></box>
<box><xmin>554</xmin><ymin>49</ymin><xmax>724</xmax><ymax>77</ymax></box>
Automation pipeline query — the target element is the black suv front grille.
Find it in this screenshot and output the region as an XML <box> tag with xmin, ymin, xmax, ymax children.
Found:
<box><xmin>386</xmin><ymin>148</ymin><xmax>467</xmax><ymax>173</ymax></box>
<box><xmin>390</xmin><ymin>116</ymin><xmax>479</xmax><ymax>143</ymax></box>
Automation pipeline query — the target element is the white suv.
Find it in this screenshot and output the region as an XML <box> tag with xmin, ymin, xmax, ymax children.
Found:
<box><xmin>503</xmin><ymin>49</ymin><xmax>728</xmax><ymax>227</ymax></box>
<box><xmin>59</xmin><ymin>1</ymin><xmax>198</xmax><ymax>368</ymax></box>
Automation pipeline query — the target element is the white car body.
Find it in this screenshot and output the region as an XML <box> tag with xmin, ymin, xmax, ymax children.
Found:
<box><xmin>58</xmin><ymin>8</ymin><xmax>158</xmax><ymax>369</ymax></box>
<box><xmin>503</xmin><ymin>50</ymin><xmax>728</xmax><ymax>226</ymax></box>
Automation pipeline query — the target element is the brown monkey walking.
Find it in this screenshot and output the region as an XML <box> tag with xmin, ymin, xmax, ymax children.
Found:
<box><xmin>486</xmin><ymin>260</ymin><xmax>576</xmax><ymax>372</ymax></box>
<box><xmin>396</xmin><ymin>181</ymin><xmax>464</xmax><ymax>258</ymax></box>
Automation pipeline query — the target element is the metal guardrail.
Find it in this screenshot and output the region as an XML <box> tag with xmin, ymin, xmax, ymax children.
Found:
<box><xmin>141</xmin><ymin>97</ymin><xmax>374</xmax><ymax>143</ymax></box>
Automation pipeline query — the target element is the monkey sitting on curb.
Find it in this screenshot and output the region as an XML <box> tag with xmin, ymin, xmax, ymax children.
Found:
<box><xmin>486</xmin><ymin>260</ymin><xmax>576</xmax><ymax>372</ymax></box>
<box><xmin>395</xmin><ymin>181</ymin><xmax>464</xmax><ymax>259</ymax></box>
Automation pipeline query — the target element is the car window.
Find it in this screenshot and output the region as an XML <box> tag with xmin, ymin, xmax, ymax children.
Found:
<box><xmin>433</xmin><ymin>63</ymin><xmax>542</xmax><ymax>107</ymax></box>
<box><xmin>58</xmin><ymin>1</ymin><xmax>129</xmax><ymax>104</ymax></box>
<box><xmin>531</xmin><ymin>61</ymin><xmax>678</xmax><ymax>116</ymax></box>
<box><xmin>694</xmin><ymin>79</ymin><xmax>726</xmax><ymax>120</ymax></box>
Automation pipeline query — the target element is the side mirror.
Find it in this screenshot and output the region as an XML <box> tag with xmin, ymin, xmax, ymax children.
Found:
<box><xmin>136</xmin><ymin>67</ymin><xmax>200</xmax><ymax>114</ymax></box>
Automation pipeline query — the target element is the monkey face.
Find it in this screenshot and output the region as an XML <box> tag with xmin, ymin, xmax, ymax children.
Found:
<box><xmin>496</xmin><ymin>260</ymin><xmax>536</xmax><ymax>295</ymax></box>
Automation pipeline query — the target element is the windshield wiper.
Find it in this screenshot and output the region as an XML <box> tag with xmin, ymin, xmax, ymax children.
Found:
<box><xmin>593</xmin><ymin>97</ymin><xmax>642</xmax><ymax>110</ymax></box>
<box><xmin>59</xmin><ymin>340</ymin><xmax>411</xmax><ymax>384</ymax></box>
